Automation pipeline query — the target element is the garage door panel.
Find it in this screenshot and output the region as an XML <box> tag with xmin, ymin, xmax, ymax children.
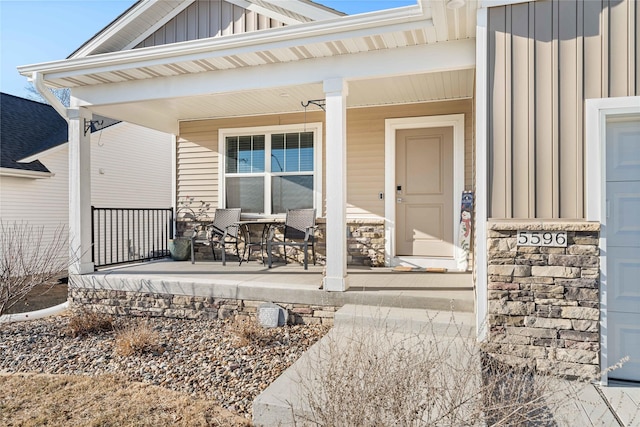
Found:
<box><xmin>606</xmin><ymin>118</ymin><xmax>640</xmax><ymax>182</ymax></box>
<box><xmin>607</xmin><ymin>312</ymin><xmax>640</xmax><ymax>382</ymax></box>
<box><xmin>607</xmin><ymin>181</ymin><xmax>640</xmax><ymax>247</ymax></box>
<box><xmin>608</xmin><ymin>247</ymin><xmax>640</xmax><ymax>313</ymax></box>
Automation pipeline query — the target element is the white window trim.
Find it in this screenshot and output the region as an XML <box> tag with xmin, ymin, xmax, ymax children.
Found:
<box><xmin>384</xmin><ymin>114</ymin><xmax>465</xmax><ymax>270</ymax></box>
<box><xmin>585</xmin><ymin>96</ymin><xmax>640</xmax><ymax>386</ymax></box>
<box><xmin>218</xmin><ymin>122</ymin><xmax>323</xmax><ymax>217</ymax></box>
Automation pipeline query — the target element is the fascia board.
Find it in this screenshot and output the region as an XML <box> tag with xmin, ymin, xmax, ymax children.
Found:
<box><xmin>70</xmin><ymin>0</ymin><xmax>165</xmax><ymax>59</ymax></box>
<box><xmin>18</xmin><ymin>142</ymin><xmax>69</xmax><ymax>163</ymax></box>
<box><xmin>0</xmin><ymin>167</ymin><xmax>55</xmax><ymax>179</ymax></box>
<box><xmin>226</xmin><ymin>0</ymin><xmax>308</xmax><ymax>25</ymax></box>
<box><xmin>121</xmin><ymin>1</ymin><xmax>196</xmax><ymax>51</ymax></box>
<box><xmin>250</xmin><ymin>0</ymin><xmax>345</xmax><ymax>21</ymax></box>
<box><xmin>479</xmin><ymin>0</ymin><xmax>537</xmax><ymax>8</ymax></box>
<box><xmin>18</xmin><ymin>4</ymin><xmax>428</xmax><ymax>81</ymax></box>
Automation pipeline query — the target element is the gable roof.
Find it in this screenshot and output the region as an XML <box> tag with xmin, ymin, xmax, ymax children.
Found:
<box><xmin>69</xmin><ymin>0</ymin><xmax>344</xmax><ymax>59</ymax></box>
<box><xmin>0</xmin><ymin>93</ymin><xmax>67</xmax><ymax>173</ymax></box>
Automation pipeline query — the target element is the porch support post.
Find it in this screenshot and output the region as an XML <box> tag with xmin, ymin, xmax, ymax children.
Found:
<box><xmin>68</xmin><ymin>106</ymin><xmax>94</xmax><ymax>274</ymax></box>
<box><xmin>322</xmin><ymin>78</ymin><xmax>349</xmax><ymax>292</ymax></box>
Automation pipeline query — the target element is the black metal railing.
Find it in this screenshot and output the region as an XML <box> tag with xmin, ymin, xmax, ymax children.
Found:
<box><xmin>92</xmin><ymin>207</ymin><xmax>174</xmax><ymax>268</ymax></box>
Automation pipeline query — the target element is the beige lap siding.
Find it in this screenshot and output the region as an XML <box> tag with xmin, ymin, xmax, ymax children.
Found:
<box><xmin>177</xmin><ymin>99</ymin><xmax>474</xmax><ymax>220</ymax></box>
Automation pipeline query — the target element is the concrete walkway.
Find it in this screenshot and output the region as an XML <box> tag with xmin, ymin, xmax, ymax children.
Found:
<box><xmin>253</xmin><ymin>305</ymin><xmax>639</xmax><ymax>427</ymax></box>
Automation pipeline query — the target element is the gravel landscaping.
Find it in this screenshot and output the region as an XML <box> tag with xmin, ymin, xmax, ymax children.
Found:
<box><xmin>0</xmin><ymin>313</ymin><xmax>329</xmax><ymax>420</ymax></box>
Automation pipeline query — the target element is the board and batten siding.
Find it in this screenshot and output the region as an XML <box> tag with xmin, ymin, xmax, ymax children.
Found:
<box><xmin>177</xmin><ymin>99</ymin><xmax>474</xmax><ymax>218</ymax></box>
<box><xmin>488</xmin><ymin>0</ymin><xmax>639</xmax><ymax>219</ymax></box>
<box><xmin>135</xmin><ymin>0</ymin><xmax>284</xmax><ymax>49</ymax></box>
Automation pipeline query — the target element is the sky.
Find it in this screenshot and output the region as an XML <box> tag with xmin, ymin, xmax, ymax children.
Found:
<box><xmin>0</xmin><ymin>0</ymin><xmax>416</xmax><ymax>99</ymax></box>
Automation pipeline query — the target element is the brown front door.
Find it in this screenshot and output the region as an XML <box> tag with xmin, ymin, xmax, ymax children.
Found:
<box><xmin>396</xmin><ymin>127</ymin><xmax>454</xmax><ymax>257</ymax></box>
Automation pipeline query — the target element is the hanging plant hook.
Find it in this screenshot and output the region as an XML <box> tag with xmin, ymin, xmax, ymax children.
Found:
<box><xmin>300</xmin><ymin>99</ymin><xmax>326</xmax><ymax>112</ymax></box>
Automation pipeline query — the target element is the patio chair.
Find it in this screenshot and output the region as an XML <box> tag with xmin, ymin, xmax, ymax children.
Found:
<box><xmin>191</xmin><ymin>208</ymin><xmax>241</xmax><ymax>266</ymax></box>
<box><xmin>267</xmin><ymin>208</ymin><xmax>317</xmax><ymax>270</ymax></box>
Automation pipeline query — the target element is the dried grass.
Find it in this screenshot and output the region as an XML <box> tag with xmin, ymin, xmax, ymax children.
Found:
<box><xmin>115</xmin><ymin>319</ymin><xmax>163</xmax><ymax>356</ymax></box>
<box><xmin>292</xmin><ymin>312</ymin><xmax>588</xmax><ymax>426</ymax></box>
<box><xmin>66</xmin><ymin>309</ymin><xmax>113</xmax><ymax>338</ymax></box>
<box><xmin>0</xmin><ymin>372</ymin><xmax>249</xmax><ymax>427</ymax></box>
<box><xmin>229</xmin><ymin>316</ymin><xmax>273</xmax><ymax>348</ymax></box>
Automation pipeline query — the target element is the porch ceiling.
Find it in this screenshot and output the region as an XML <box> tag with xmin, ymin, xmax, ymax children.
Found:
<box><xmin>87</xmin><ymin>69</ymin><xmax>475</xmax><ymax>126</ymax></box>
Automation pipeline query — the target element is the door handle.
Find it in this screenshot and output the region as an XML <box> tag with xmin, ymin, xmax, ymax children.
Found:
<box><xmin>397</xmin><ymin>198</ymin><xmax>403</xmax><ymax>203</ymax></box>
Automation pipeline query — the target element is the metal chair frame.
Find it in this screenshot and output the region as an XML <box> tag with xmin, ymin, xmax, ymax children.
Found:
<box><xmin>191</xmin><ymin>208</ymin><xmax>241</xmax><ymax>266</ymax></box>
<box><xmin>267</xmin><ymin>208</ymin><xmax>317</xmax><ymax>270</ymax></box>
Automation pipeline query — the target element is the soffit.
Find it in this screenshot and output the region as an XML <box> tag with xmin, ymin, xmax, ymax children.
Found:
<box><xmin>87</xmin><ymin>69</ymin><xmax>475</xmax><ymax>128</ymax></box>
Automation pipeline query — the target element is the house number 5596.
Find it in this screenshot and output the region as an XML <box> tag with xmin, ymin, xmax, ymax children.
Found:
<box><xmin>517</xmin><ymin>230</ymin><xmax>567</xmax><ymax>247</ymax></box>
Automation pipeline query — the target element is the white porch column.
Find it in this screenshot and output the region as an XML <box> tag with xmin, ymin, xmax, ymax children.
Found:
<box><xmin>322</xmin><ymin>78</ymin><xmax>349</xmax><ymax>292</ymax></box>
<box><xmin>67</xmin><ymin>106</ymin><xmax>94</xmax><ymax>274</ymax></box>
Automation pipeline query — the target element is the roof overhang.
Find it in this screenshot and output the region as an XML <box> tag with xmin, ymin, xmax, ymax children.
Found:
<box><xmin>0</xmin><ymin>167</ymin><xmax>55</xmax><ymax>179</ymax></box>
<box><xmin>18</xmin><ymin>0</ymin><xmax>478</xmax><ymax>134</ymax></box>
<box><xmin>18</xmin><ymin>141</ymin><xmax>69</xmax><ymax>163</ymax></box>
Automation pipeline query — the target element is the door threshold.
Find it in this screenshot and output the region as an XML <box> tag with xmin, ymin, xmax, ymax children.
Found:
<box><xmin>392</xmin><ymin>256</ymin><xmax>465</xmax><ymax>272</ymax></box>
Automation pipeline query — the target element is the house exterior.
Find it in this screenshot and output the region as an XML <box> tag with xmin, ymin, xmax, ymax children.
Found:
<box><xmin>0</xmin><ymin>93</ymin><xmax>173</xmax><ymax>264</ymax></box>
<box><xmin>17</xmin><ymin>0</ymin><xmax>639</xmax><ymax>383</ymax></box>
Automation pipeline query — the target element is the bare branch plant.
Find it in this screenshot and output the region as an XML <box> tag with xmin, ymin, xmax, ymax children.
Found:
<box><xmin>290</xmin><ymin>311</ymin><xmax>625</xmax><ymax>427</ymax></box>
<box><xmin>0</xmin><ymin>221</ymin><xmax>71</xmax><ymax>316</ymax></box>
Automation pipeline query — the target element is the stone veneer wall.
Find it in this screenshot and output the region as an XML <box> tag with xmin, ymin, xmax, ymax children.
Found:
<box><xmin>180</xmin><ymin>219</ymin><xmax>385</xmax><ymax>267</ymax></box>
<box><xmin>70</xmin><ymin>288</ymin><xmax>336</xmax><ymax>326</ymax></box>
<box><xmin>485</xmin><ymin>221</ymin><xmax>601</xmax><ymax>379</ymax></box>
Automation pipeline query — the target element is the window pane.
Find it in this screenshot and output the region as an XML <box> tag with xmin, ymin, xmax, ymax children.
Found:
<box><xmin>300</xmin><ymin>132</ymin><xmax>314</xmax><ymax>172</ymax></box>
<box><xmin>226</xmin><ymin>177</ymin><xmax>264</xmax><ymax>213</ymax></box>
<box><xmin>226</xmin><ymin>137</ymin><xmax>238</xmax><ymax>173</ymax></box>
<box><xmin>238</xmin><ymin>136</ymin><xmax>252</xmax><ymax>173</ymax></box>
<box><xmin>272</xmin><ymin>134</ymin><xmax>285</xmax><ymax>172</ymax></box>
<box><xmin>285</xmin><ymin>133</ymin><xmax>299</xmax><ymax>172</ymax></box>
<box><xmin>271</xmin><ymin>175</ymin><xmax>313</xmax><ymax>214</ymax></box>
<box><xmin>253</xmin><ymin>135</ymin><xmax>265</xmax><ymax>173</ymax></box>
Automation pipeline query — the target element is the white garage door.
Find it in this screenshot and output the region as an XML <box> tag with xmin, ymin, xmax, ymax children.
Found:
<box><xmin>606</xmin><ymin>115</ymin><xmax>640</xmax><ymax>382</ymax></box>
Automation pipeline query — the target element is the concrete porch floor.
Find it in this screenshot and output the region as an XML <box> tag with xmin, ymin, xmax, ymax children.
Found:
<box><xmin>80</xmin><ymin>259</ymin><xmax>475</xmax><ymax>313</ymax></box>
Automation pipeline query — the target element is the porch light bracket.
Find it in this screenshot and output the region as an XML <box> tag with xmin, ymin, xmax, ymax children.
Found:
<box><xmin>301</xmin><ymin>99</ymin><xmax>326</xmax><ymax>112</ymax></box>
<box><xmin>84</xmin><ymin>118</ymin><xmax>103</xmax><ymax>136</ymax></box>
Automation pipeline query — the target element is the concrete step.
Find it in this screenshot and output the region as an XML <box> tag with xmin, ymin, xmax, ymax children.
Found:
<box><xmin>334</xmin><ymin>304</ymin><xmax>476</xmax><ymax>337</ymax></box>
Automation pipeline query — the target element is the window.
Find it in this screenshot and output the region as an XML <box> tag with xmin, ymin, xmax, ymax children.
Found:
<box><xmin>220</xmin><ymin>124</ymin><xmax>322</xmax><ymax>215</ymax></box>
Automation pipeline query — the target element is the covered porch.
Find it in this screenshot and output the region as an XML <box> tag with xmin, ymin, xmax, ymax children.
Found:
<box><xmin>20</xmin><ymin>0</ymin><xmax>478</xmax><ymax>297</ymax></box>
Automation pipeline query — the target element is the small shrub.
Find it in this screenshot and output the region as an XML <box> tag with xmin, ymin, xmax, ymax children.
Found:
<box><xmin>229</xmin><ymin>316</ymin><xmax>271</xmax><ymax>348</ymax></box>
<box><xmin>115</xmin><ymin>320</ymin><xmax>162</xmax><ymax>356</ymax></box>
<box><xmin>66</xmin><ymin>309</ymin><xmax>113</xmax><ymax>337</ymax></box>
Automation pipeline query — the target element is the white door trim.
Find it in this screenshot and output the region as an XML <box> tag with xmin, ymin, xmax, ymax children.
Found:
<box><xmin>384</xmin><ymin>114</ymin><xmax>465</xmax><ymax>270</ymax></box>
<box><xmin>585</xmin><ymin>96</ymin><xmax>640</xmax><ymax>386</ymax></box>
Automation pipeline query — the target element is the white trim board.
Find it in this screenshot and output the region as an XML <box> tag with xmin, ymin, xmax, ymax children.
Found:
<box><xmin>474</xmin><ymin>6</ymin><xmax>488</xmax><ymax>341</ymax></box>
<box><xmin>384</xmin><ymin>114</ymin><xmax>465</xmax><ymax>271</ymax></box>
<box><xmin>585</xmin><ymin>96</ymin><xmax>640</xmax><ymax>386</ymax></box>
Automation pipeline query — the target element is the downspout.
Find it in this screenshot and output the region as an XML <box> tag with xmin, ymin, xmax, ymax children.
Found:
<box><xmin>32</xmin><ymin>71</ymin><xmax>68</xmax><ymax>121</ymax></box>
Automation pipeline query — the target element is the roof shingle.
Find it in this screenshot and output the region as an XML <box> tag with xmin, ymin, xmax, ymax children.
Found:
<box><xmin>0</xmin><ymin>93</ymin><xmax>68</xmax><ymax>173</ymax></box>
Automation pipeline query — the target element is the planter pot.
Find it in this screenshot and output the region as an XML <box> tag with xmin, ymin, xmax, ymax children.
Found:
<box><xmin>168</xmin><ymin>238</ymin><xmax>191</xmax><ymax>261</ymax></box>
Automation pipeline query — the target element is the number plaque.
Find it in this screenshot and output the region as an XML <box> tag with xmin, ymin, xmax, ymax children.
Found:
<box><xmin>517</xmin><ymin>230</ymin><xmax>567</xmax><ymax>247</ymax></box>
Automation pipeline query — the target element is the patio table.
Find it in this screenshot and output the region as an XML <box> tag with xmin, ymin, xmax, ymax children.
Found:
<box><xmin>236</xmin><ymin>218</ymin><xmax>284</xmax><ymax>265</ymax></box>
